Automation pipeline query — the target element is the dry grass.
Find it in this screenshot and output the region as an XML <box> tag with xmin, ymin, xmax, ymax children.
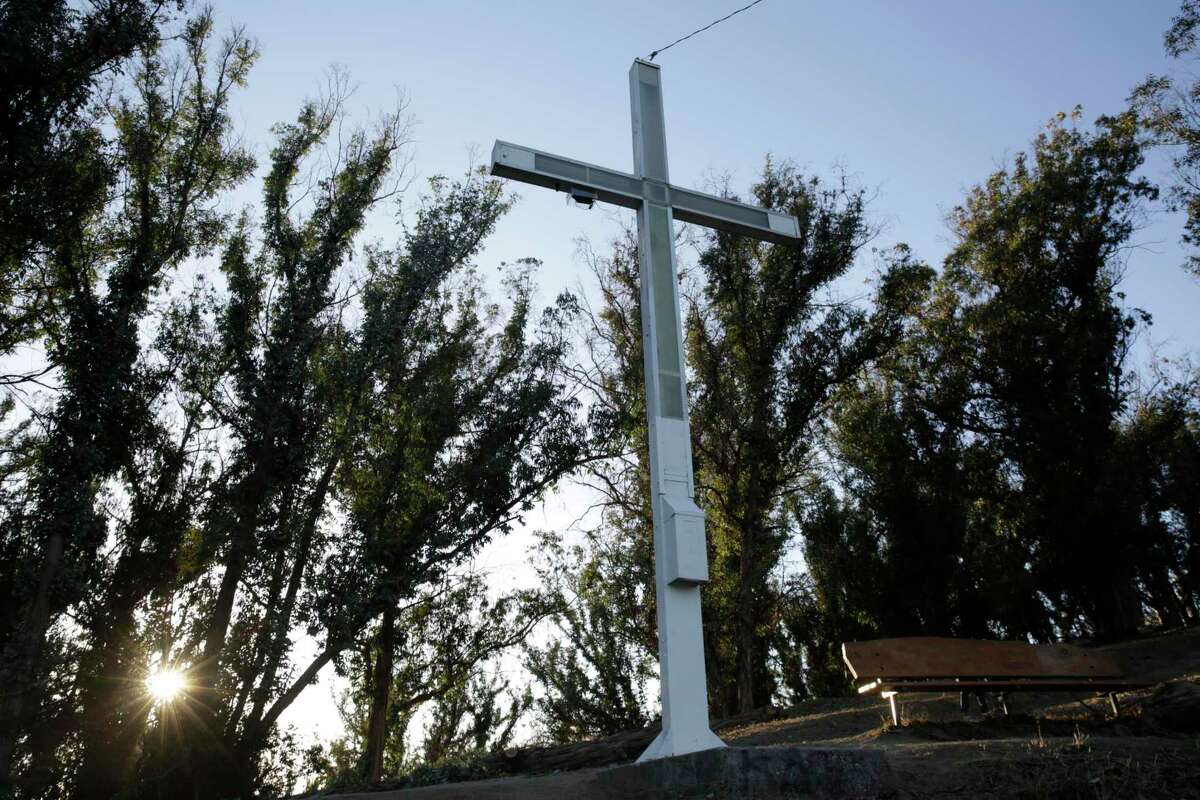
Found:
<box><xmin>887</xmin><ymin>737</ymin><xmax>1200</xmax><ymax>800</ymax></box>
<box><xmin>995</xmin><ymin>740</ymin><xmax>1200</xmax><ymax>800</ymax></box>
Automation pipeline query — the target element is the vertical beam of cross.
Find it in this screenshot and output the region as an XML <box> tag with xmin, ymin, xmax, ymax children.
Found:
<box><xmin>628</xmin><ymin>58</ymin><xmax>725</xmax><ymax>762</ymax></box>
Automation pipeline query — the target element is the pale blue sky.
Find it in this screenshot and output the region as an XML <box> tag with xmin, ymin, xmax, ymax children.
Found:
<box><xmin>210</xmin><ymin>0</ymin><xmax>1199</xmax><ymax>366</ymax></box>
<box><xmin>206</xmin><ymin>0</ymin><xmax>1200</xmax><ymax>746</ymax></box>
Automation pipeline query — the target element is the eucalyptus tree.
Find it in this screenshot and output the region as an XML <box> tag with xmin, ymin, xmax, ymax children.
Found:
<box><xmin>324</xmin><ymin>178</ymin><xmax>590</xmax><ymax>782</ymax></box>
<box><xmin>824</xmin><ymin>359</ymin><xmax>996</xmax><ymax>639</ymax></box>
<box><xmin>138</xmin><ymin>151</ymin><xmax>587</xmax><ymax>796</ymax></box>
<box><xmin>140</xmin><ymin>85</ymin><xmax>413</xmax><ymax>797</ymax></box>
<box><xmin>1131</xmin><ymin>0</ymin><xmax>1200</xmax><ymax>276</ymax></box>
<box><xmin>335</xmin><ymin>574</ymin><xmax>537</xmax><ymax>785</ymax></box>
<box><xmin>575</xmin><ymin>229</ymin><xmax>659</xmax><ymax>657</ymax></box>
<box><xmin>815</xmin><ymin>263</ymin><xmax>1050</xmax><ymax>647</ymax></box>
<box><xmin>777</xmin><ymin>486</ymin><xmax>887</xmax><ymax>698</ymax></box>
<box><xmin>0</xmin><ymin>0</ymin><xmax>174</xmax><ymax>360</ymax></box>
<box><xmin>1111</xmin><ymin>380</ymin><xmax>1200</xmax><ymax>625</ymax></box>
<box><xmin>420</xmin><ymin>671</ymin><xmax>529</xmax><ymax>765</ymax></box>
<box><xmin>531</xmin><ymin>163</ymin><xmax>927</xmax><ymax>723</ymax></box>
<box><xmin>518</xmin><ymin>230</ymin><xmax>660</xmax><ymax>743</ymax></box>
<box><xmin>935</xmin><ymin>110</ymin><xmax>1156</xmax><ymax>640</ymax></box>
<box><xmin>307</xmin><ymin>574</ymin><xmax>532</xmax><ymax>789</ymax></box>
<box><xmin>73</xmin><ymin>284</ymin><xmax>230</xmax><ymax>796</ymax></box>
<box><xmin>806</xmin><ymin>111</ymin><xmax>1166</xmax><ymax>654</ymax></box>
<box><xmin>786</xmin><ymin>272</ymin><xmax>1048</xmax><ymax>699</ymax></box>
<box><xmin>0</xmin><ymin>14</ymin><xmax>256</xmax><ymax>790</ymax></box>
<box><xmin>522</xmin><ymin>529</ymin><xmax>655</xmax><ymax>743</ymax></box>
<box><xmin>685</xmin><ymin>162</ymin><xmax>930</xmax><ymax>714</ymax></box>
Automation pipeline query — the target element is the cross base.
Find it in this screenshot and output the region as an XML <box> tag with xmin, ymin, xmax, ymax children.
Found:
<box><xmin>608</xmin><ymin>746</ymin><xmax>891</xmax><ymax>798</ymax></box>
<box><xmin>636</xmin><ymin>724</ymin><xmax>725</xmax><ymax>763</ymax></box>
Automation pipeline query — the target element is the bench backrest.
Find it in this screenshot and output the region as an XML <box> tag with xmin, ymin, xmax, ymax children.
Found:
<box><xmin>842</xmin><ymin>637</ymin><xmax>1125</xmax><ymax>681</ymax></box>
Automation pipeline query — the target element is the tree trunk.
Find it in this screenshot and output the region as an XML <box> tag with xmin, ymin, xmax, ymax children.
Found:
<box><xmin>245</xmin><ymin>455</ymin><xmax>338</xmax><ymax>731</ymax></box>
<box><xmin>74</xmin><ymin>560</ymin><xmax>152</xmax><ymax>797</ymax></box>
<box><xmin>1088</xmin><ymin>573</ymin><xmax>1143</xmax><ymax>642</ymax></box>
<box><xmin>365</xmin><ymin>606</ymin><xmax>396</xmax><ymax>784</ymax></box>
<box><xmin>0</xmin><ymin>528</ymin><xmax>64</xmax><ymax>790</ymax></box>
<box><xmin>735</xmin><ymin>522</ymin><xmax>756</xmax><ymax>714</ymax></box>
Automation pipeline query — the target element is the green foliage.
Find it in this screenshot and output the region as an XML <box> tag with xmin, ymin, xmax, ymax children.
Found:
<box><xmin>688</xmin><ymin>163</ymin><xmax>930</xmax><ymax>714</ymax></box>
<box><xmin>0</xmin><ymin>0</ymin><xmax>177</xmax><ymax>356</ymax></box>
<box><xmin>533</xmin><ymin>162</ymin><xmax>931</xmax><ymax>725</ymax></box>
<box><xmin>0</xmin><ymin>11</ymin><xmax>258</xmax><ymax>794</ymax></box>
<box><xmin>522</xmin><ymin>530</ymin><xmax>654</xmax><ymax>742</ymax></box>
<box><xmin>512</xmin><ymin>230</ymin><xmax>659</xmax><ymax>746</ymax></box>
<box><xmin>940</xmin><ymin>109</ymin><xmax>1157</xmax><ymax>640</ymax></box>
<box><xmin>1131</xmin><ymin>0</ymin><xmax>1200</xmax><ymax>275</ymax></box>
<box><xmin>1113</xmin><ymin>377</ymin><xmax>1200</xmax><ymax>625</ymax></box>
<box><xmin>163</xmin><ymin>150</ymin><xmax>583</xmax><ymax>793</ymax></box>
<box><xmin>313</xmin><ymin>572</ymin><xmax>539</xmax><ymax>787</ymax></box>
<box><xmin>799</xmin><ymin>109</ymin><xmax>1193</xmax><ymax>681</ymax></box>
<box><xmin>0</xmin><ymin>12</ymin><xmax>588</xmax><ymax>790</ymax></box>
<box><xmin>535</xmin><ymin>107</ymin><xmax>1197</xmax><ymax>731</ymax></box>
<box><xmin>421</xmin><ymin>672</ymin><xmax>530</xmax><ymax>763</ymax></box>
<box><xmin>4</xmin><ymin>7</ymin><xmax>1200</xmax><ymax>797</ymax></box>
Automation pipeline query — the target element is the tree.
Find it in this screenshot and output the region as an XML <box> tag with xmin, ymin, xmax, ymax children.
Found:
<box><xmin>811</xmin><ymin>248</ymin><xmax>1052</xmax><ymax>650</ymax></box>
<box><xmin>1</xmin><ymin>25</ymin><xmax>593</xmax><ymax>788</ymax></box>
<box><xmin>0</xmin><ymin>0</ymin><xmax>175</xmax><ymax>360</ymax></box>
<box><xmin>332</xmin><ymin>240</ymin><xmax>589</xmax><ymax>784</ymax></box>
<box><xmin>0</xmin><ymin>14</ymin><xmax>256</xmax><ymax>790</ymax></box>
<box><xmin>533</xmin><ymin>162</ymin><xmax>928</xmax><ymax>722</ymax></box>
<box><xmin>1113</xmin><ymin>377</ymin><xmax>1200</xmax><ymax>625</ymax></box>
<box><xmin>687</xmin><ymin>163</ymin><xmax>929</xmax><ymax>714</ymax></box>
<box><xmin>936</xmin><ymin>109</ymin><xmax>1156</xmax><ymax>640</ymax></box>
<box><xmin>1131</xmin><ymin>0</ymin><xmax>1200</xmax><ymax>276</ymax></box>
<box><xmin>169</xmin><ymin>86</ymin><xmax>413</xmax><ymax>797</ymax></box>
<box><xmin>522</xmin><ymin>530</ymin><xmax>654</xmax><ymax>742</ymax></box>
<box><xmin>790</xmin><ymin>256</ymin><xmax>1050</xmax><ymax>697</ymax></box>
<box><xmin>806</xmin><ymin>111</ymin><xmax>1166</xmax><ymax>656</ymax></box>
<box><xmin>825</xmin><ymin>362</ymin><xmax>1003</xmax><ymax>639</ymax></box>
<box><xmin>324</xmin><ymin>574</ymin><xmax>537</xmax><ymax>786</ymax></box>
<box><xmin>779</xmin><ymin>487</ymin><xmax>888</xmax><ymax>698</ymax></box>
<box><xmin>73</xmin><ymin>283</ymin><xmax>228</xmax><ymax>795</ymax></box>
<box><xmin>420</xmin><ymin>660</ymin><xmax>530</xmax><ymax>764</ymax></box>
<box><xmin>512</xmin><ymin>228</ymin><xmax>662</xmax><ymax>744</ymax></box>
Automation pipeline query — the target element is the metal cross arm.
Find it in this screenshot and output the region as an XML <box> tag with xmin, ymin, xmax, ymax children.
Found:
<box><xmin>490</xmin><ymin>141</ymin><xmax>800</xmax><ymax>245</ymax></box>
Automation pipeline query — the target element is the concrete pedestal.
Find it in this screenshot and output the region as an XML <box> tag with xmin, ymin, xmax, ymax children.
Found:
<box><xmin>598</xmin><ymin>746</ymin><xmax>890</xmax><ymax>799</ymax></box>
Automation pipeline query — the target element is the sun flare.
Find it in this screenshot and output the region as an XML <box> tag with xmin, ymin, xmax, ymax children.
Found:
<box><xmin>146</xmin><ymin>668</ymin><xmax>186</xmax><ymax>703</ymax></box>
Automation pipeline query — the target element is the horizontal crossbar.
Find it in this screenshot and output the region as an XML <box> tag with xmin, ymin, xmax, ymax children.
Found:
<box><xmin>490</xmin><ymin>141</ymin><xmax>801</xmax><ymax>244</ymax></box>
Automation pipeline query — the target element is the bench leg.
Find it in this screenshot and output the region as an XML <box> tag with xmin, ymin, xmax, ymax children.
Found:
<box><xmin>975</xmin><ymin>691</ymin><xmax>989</xmax><ymax>713</ymax></box>
<box><xmin>1107</xmin><ymin>692</ymin><xmax>1120</xmax><ymax>717</ymax></box>
<box><xmin>959</xmin><ymin>691</ymin><xmax>970</xmax><ymax>714</ymax></box>
<box><xmin>997</xmin><ymin>693</ymin><xmax>1009</xmax><ymax>717</ymax></box>
<box><xmin>885</xmin><ymin>692</ymin><xmax>899</xmax><ymax>727</ymax></box>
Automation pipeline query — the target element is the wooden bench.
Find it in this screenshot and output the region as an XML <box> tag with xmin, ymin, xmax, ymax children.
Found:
<box><xmin>842</xmin><ymin>637</ymin><xmax>1155</xmax><ymax>726</ymax></box>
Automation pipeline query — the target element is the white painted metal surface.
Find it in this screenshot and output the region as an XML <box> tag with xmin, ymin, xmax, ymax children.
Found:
<box><xmin>490</xmin><ymin>58</ymin><xmax>800</xmax><ymax>763</ymax></box>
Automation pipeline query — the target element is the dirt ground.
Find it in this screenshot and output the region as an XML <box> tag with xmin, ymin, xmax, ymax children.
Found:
<box><xmin>333</xmin><ymin>626</ymin><xmax>1200</xmax><ymax>799</ymax></box>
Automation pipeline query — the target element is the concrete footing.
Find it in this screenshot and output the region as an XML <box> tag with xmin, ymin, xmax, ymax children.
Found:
<box><xmin>319</xmin><ymin>746</ymin><xmax>890</xmax><ymax>799</ymax></box>
<box><xmin>596</xmin><ymin>746</ymin><xmax>889</xmax><ymax>799</ymax></box>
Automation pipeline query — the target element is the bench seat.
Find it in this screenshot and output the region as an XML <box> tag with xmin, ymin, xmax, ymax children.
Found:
<box><xmin>843</xmin><ymin>637</ymin><xmax>1155</xmax><ymax>725</ymax></box>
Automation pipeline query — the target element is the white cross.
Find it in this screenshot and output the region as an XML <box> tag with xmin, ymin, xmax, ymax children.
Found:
<box><xmin>491</xmin><ymin>59</ymin><xmax>800</xmax><ymax>762</ymax></box>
